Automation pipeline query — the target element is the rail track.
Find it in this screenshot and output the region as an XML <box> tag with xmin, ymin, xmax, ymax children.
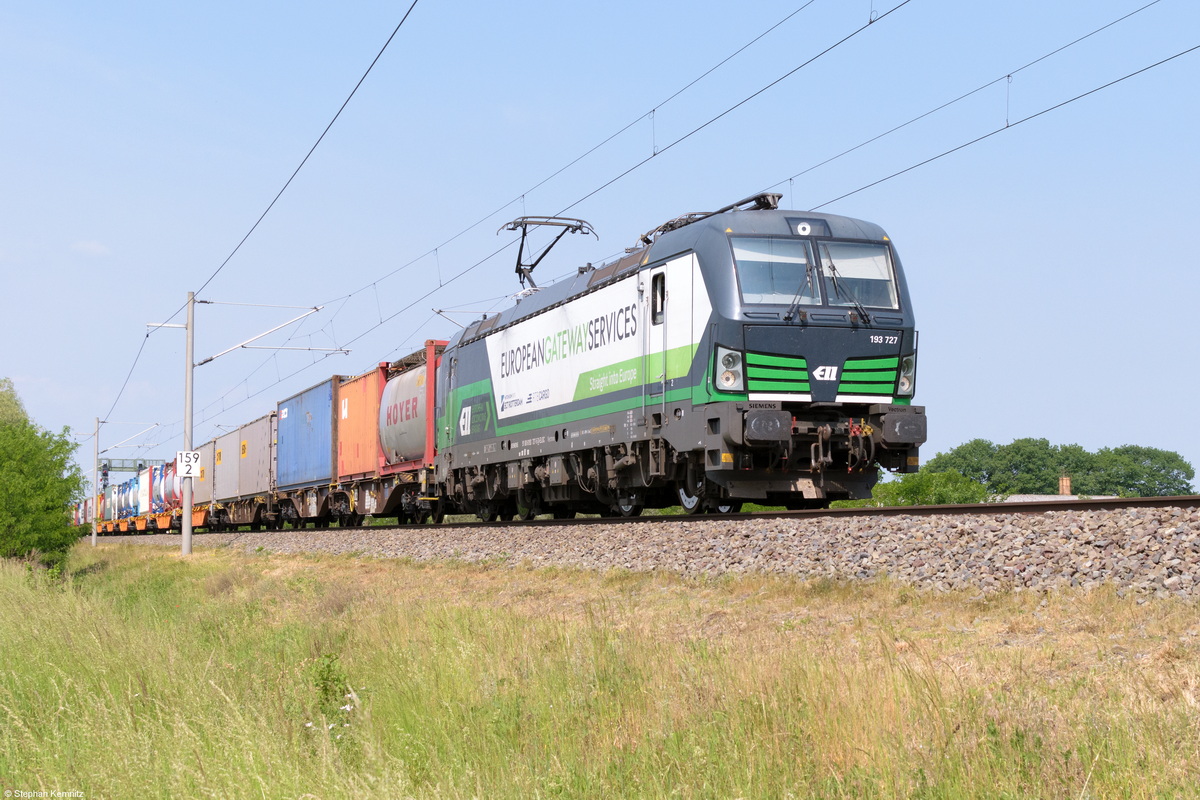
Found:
<box><xmin>91</xmin><ymin>493</ymin><xmax>1200</xmax><ymax>536</ymax></box>
<box><xmin>391</xmin><ymin>493</ymin><xmax>1200</xmax><ymax>531</ymax></box>
<box><xmin>95</xmin><ymin>495</ymin><xmax>1200</xmax><ymax>598</ymax></box>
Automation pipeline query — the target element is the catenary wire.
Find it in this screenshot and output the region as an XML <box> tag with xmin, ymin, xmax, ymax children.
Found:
<box><xmin>95</xmin><ymin>1</ymin><xmax>422</xmax><ymax>435</ymax></box>
<box><xmin>759</xmin><ymin>0</ymin><xmax>1164</xmax><ymax>195</ymax></box>
<box><xmin>810</xmin><ymin>42</ymin><xmax>1200</xmax><ymax>210</ymax></box>
<box><xmin>99</xmin><ymin>334</ymin><xmax>150</xmax><ymax>428</ymax></box>
<box><xmin>556</xmin><ymin>0</ymin><xmax>915</xmax><ymax>215</ymax></box>
<box><xmin>191</xmin><ymin>0</ymin><xmax>422</xmax><ymax>300</ymax></box>
<box><xmin>330</xmin><ymin>0</ymin><xmax>827</xmax><ymax>304</ymax></box>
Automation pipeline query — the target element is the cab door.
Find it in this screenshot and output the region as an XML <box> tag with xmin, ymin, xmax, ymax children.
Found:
<box><xmin>644</xmin><ymin>266</ymin><xmax>668</xmax><ymax>399</ymax></box>
<box><xmin>641</xmin><ymin>255</ymin><xmax>695</xmax><ymax>416</ymax></box>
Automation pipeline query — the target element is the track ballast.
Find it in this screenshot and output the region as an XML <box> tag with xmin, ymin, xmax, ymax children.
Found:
<box><xmin>97</xmin><ymin>496</ymin><xmax>1200</xmax><ymax>597</ymax></box>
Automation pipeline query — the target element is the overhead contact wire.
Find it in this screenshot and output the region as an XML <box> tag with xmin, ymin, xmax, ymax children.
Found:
<box><xmin>812</xmin><ymin>42</ymin><xmax>1200</xmax><ymax>209</ymax></box>
<box><xmin>336</xmin><ymin>1</ymin><xmax>824</xmax><ymax>302</ymax></box>
<box><xmin>763</xmin><ymin>0</ymin><xmax>1165</xmax><ymax>193</ymax></box>
<box><xmin>193</xmin><ymin>0</ymin><xmax>422</xmax><ymax>299</ymax></box>
<box><xmin>99</xmin><ymin>2</ymin><xmax>422</xmax><ymax>431</ymax></box>
<box><xmin>558</xmin><ymin>0</ymin><xmax>915</xmax><ymax>215</ymax></box>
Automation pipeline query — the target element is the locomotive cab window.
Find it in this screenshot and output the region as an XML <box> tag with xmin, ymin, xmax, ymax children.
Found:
<box><xmin>651</xmin><ymin>272</ymin><xmax>666</xmax><ymax>325</ymax></box>
<box><xmin>819</xmin><ymin>241</ymin><xmax>899</xmax><ymax>310</ymax></box>
<box><xmin>731</xmin><ymin>237</ymin><xmax>818</xmax><ymax>306</ymax></box>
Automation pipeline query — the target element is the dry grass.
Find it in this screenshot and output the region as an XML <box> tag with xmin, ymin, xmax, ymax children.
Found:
<box><xmin>0</xmin><ymin>542</ymin><xmax>1197</xmax><ymax>797</ymax></box>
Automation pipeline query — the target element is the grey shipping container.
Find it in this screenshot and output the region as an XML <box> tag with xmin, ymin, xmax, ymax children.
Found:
<box><xmin>213</xmin><ymin>430</ymin><xmax>241</xmax><ymax>503</ymax></box>
<box><xmin>276</xmin><ymin>377</ymin><xmax>340</xmax><ymax>490</ymax></box>
<box><xmin>104</xmin><ymin>486</ymin><xmax>117</xmax><ymax>521</ymax></box>
<box><xmin>237</xmin><ymin>413</ymin><xmax>275</xmax><ymax>497</ymax></box>
<box><xmin>194</xmin><ymin>440</ymin><xmax>216</xmax><ymax>504</ymax></box>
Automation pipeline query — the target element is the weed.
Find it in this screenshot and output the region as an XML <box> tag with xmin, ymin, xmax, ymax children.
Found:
<box><xmin>307</xmin><ymin>652</ymin><xmax>349</xmax><ymax>712</ymax></box>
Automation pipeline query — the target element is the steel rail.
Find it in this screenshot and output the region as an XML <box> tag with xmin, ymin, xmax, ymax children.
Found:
<box><xmin>362</xmin><ymin>494</ymin><xmax>1200</xmax><ymax>533</ymax></box>
<box><xmin>97</xmin><ymin>494</ymin><xmax>1200</xmax><ymax>538</ymax></box>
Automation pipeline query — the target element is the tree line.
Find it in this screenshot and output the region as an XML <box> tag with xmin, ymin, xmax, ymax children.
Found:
<box><xmin>841</xmin><ymin>437</ymin><xmax>1194</xmax><ymax>507</ymax></box>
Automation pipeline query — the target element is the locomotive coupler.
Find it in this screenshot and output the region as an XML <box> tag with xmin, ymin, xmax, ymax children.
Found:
<box><xmin>810</xmin><ymin>424</ymin><xmax>833</xmax><ymax>472</ymax></box>
<box><xmin>847</xmin><ymin>419</ymin><xmax>875</xmax><ymax>473</ymax></box>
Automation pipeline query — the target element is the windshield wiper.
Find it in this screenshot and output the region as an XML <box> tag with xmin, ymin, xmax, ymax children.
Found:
<box><xmin>821</xmin><ymin>245</ymin><xmax>872</xmax><ymax>325</ymax></box>
<box><xmin>783</xmin><ymin>261</ymin><xmax>816</xmax><ymax>322</ymax></box>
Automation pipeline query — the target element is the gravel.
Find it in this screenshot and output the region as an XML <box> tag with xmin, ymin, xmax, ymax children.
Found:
<box><xmin>97</xmin><ymin>504</ymin><xmax>1200</xmax><ymax>596</ymax></box>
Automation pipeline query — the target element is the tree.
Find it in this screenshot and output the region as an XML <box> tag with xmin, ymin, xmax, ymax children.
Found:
<box><xmin>1087</xmin><ymin>445</ymin><xmax>1195</xmax><ymax>497</ymax></box>
<box><xmin>987</xmin><ymin>438</ymin><xmax>1061</xmax><ymax>495</ymax></box>
<box><xmin>0</xmin><ymin>380</ymin><xmax>86</xmax><ymax>566</ymax></box>
<box><xmin>925</xmin><ymin>438</ymin><xmax>1195</xmax><ymax>497</ymax></box>
<box><xmin>832</xmin><ymin>468</ymin><xmax>993</xmax><ymax>507</ymax></box>
<box><xmin>0</xmin><ymin>378</ymin><xmax>27</xmax><ymax>425</ymax></box>
<box><xmin>917</xmin><ymin>438</ymin><xmax>997</xmax><ymax>486</ymax></box>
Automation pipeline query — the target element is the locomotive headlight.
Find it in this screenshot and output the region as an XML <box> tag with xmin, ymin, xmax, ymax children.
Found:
<box><xmin>716</xmin><ymin>346</ymin><xmax>744</xmax><ymax>392</ymax></box>
<box><xmin>897</xmin><ymin>355</ymin><xmax>916</xmax><ymax>396</ymax></box>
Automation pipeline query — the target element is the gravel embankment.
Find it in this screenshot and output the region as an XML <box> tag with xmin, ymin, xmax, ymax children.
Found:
<box><xmin>96</xmin><ymin>505</ymin><xmax>1200</xmax><ymax>596</ymax></box>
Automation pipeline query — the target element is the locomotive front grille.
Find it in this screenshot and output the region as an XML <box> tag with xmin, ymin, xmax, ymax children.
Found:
<box><xmin>745</xmin><ymin>352</ymin><xmax>809</xmax><ymax>392</ymax></box>
<box><xmin>745</xmin><ymin>352</ymin><xmax>899</xmax><ymax>397</ymax></box>
<box><xmin>837</xmin><ymin>356</ymin><xmax>898</xmax><ymax>396</ymax></box>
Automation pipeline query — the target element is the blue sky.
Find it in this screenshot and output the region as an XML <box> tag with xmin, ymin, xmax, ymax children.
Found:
<box><xmin>2</xmin><ymin>0</ymin><xmax>1198</xmax><ymax>491</ymax></box>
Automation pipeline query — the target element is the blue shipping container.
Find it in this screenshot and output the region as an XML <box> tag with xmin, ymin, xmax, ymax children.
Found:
<box><xmin>276</xmin><ymin>377</ymin><xmax>340</xmax><ymax>490</ymax></box>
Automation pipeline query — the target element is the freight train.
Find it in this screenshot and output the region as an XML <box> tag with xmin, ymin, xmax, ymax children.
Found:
<box><xmin>89</xmin><ymin>193</ymin><xmax>926</xmax><ymax>532</ymax></box>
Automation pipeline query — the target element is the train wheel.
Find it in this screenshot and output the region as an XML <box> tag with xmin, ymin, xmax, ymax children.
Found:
<box><xmin>515</xmin><ymin>491</ymin><xmax>541</xmax><ymax>520</ymax></box>
<box><xmin>614</xmin><ymin>500</ymin><xmax>643</xmax><ymax>517</ymax></box>
<box><xmin>710</xmin><ymin>501</ymin><xmax>743</xmax><ymax>514</ymax></box>
<box><xmin>676</xmin><ymin>484</ymin><xmax>704</xmax><ymax>515</ymax></box>
<box><xmin>552</xmin><ymin>508</ymin><xmax>576</xmax><ymax>520</ymax></box>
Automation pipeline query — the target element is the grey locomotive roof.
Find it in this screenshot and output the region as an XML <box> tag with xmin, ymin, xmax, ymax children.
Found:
<box><xmin>451</xmin><ymin>207</ymin><xmax>892</xmax><ymax>348</ymax></box>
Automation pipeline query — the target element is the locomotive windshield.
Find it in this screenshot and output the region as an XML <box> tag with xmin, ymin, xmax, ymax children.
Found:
<box><xmin>730</xmin><ymin>237</ymin><xmax>818</xmax><ymax>305</ymax></box>
<box><xmin>819</xmin><ymin>241</ymin><xmax>899</xmax><ymax>310</ymax></box>
<box><xmin>731</xmin><ymin>236</ymin><xmax>899</xmax><ymax>310</ymax></box>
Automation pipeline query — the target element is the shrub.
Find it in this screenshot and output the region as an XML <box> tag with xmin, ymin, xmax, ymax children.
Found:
<box><xmin>0</xmin><ymin>419</ymin><xmax>87</xmax><ymax>566</ymax></box>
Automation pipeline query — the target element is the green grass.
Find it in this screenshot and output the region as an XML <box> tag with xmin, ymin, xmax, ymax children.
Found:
<box><xmin>0</xmin><ymin>543</ymin><xmax>1197</xmax><ymax>798</ymax></box>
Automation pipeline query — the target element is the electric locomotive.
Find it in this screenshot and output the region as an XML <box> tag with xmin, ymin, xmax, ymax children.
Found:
<box><xmin>436</xmin><ymin>193</ymin><xmax>926</xmax><ymax>518</ymax></box>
